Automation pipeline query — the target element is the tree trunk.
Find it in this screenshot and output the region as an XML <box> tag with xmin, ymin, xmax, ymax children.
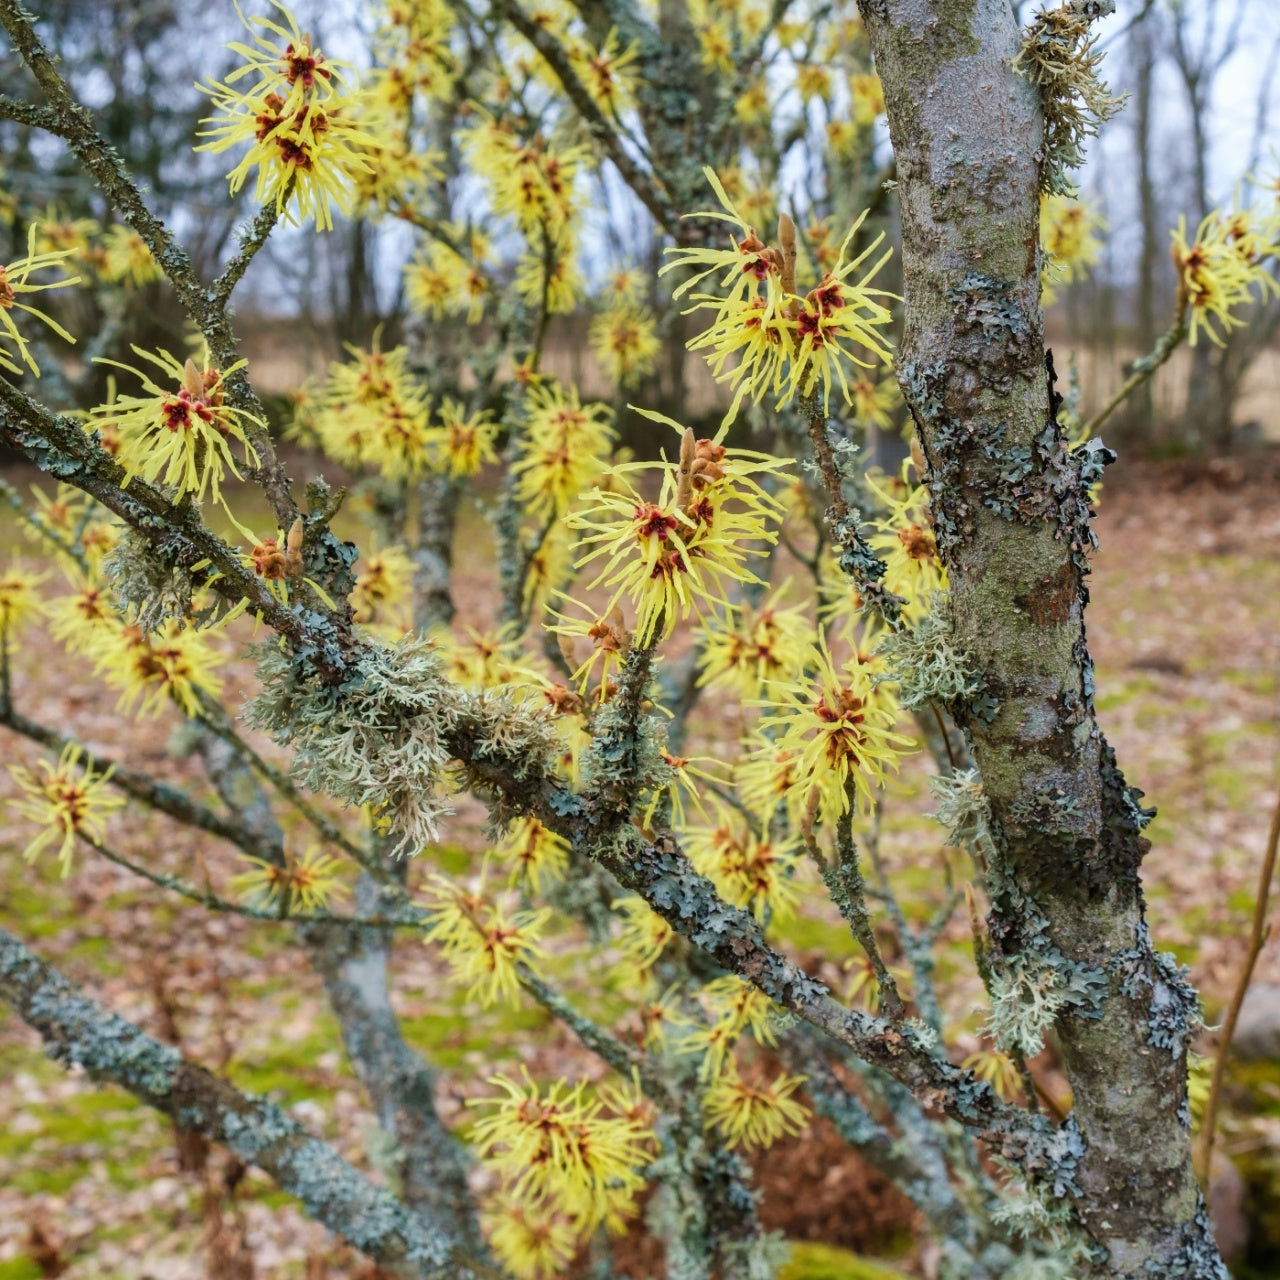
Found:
<box><xmin>859</xmin><ymin>3</ymin><xmax>1224</xmax><ymax>1274</ymax></box>
<box><xmin>1131</xmin><ymin>11</ymin><xmax>1160</xmax><ymax>444</ymax></box>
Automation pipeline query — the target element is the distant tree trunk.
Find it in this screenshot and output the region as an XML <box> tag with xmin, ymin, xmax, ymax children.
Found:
<box><xmin>1130</xmin><ymin>11</ymin><xmax>1161</xmax><ymax>444</ymax></box>
<box><xmin>861</xmin><ymin>2</ymin><xmax>1221</xmax><ymax>1273</ymax></box>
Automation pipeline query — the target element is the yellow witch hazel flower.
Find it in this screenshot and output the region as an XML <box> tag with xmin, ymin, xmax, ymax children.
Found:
<box><xmin>611</xmin><ymin>894</ymin><xmax>674</xmax><ymax>979</ymax></box>
<box><xmin>686</xmin><ymin>807</ymin><xmax>803</xmax><ymax>924</ymax></box>
<box><xmin>865</xmin><ymin>463</ymin><xmax>947</xmax><ymax>619</ymax></box>
<box><xmin>314</xmin><ymin>339</ymin><xmax>432</xmax><ymax>478</ymax></box>
<box><xmin>757</xmin><ymin>631</ymin><xmax>910</xmax><ymax>824</ymax></box>
<box><xmin>736</xmin><ymin>735</ymin><xmax>808</xmax><ymax>830</ymax></box>
<box><xmin>0</xmin><ymin>561</ymin><xmax>46</xmax><ymax>637</ymax></box>
<box><xmin>95</xmin><ymin>620</ymin><xmax>225</xmax><ymax>719</ymax></box>
<box><xmin>679</xmin><ymin>974</ymin><xmax>789</xmax><ymax>1081</ymax></box>
<box><xmin>588</xmin><ymin>302</ymin><xmax>661</xmax><ymax>388</ymax></box>
<box><xmin>428</xmin><ymin>398</ymin><xmax>498</xmax><ymax>479</ymax></box>
<box><xmin>516</xmin><ymin>242</ymin><xmax>584</xmax><ymax>316</ymax></box>
<box><xmin>662</xmin><ymin>168</ymin><xmax>895</xmax><ymax>426</ymax></box>
<box><xmin>404</xmin><ymin>227</ymin><xmax>492</xmax><ymax>324</ymax></box>
<box><xmin>698</xmin><ymin>588</ymin><xmax>814</xmax><ymax>702</ymax></box>
<box><xmin>566</xmin><ymin>27</ymin><xmax>641</xmax><ymax>117</ymax></box>
<box><xmin>0</xmin><ymin>224</ymin><xmax>80</xmax><ymax>376</ymax></box>
<box><xmin>196</xmin><ymin>1</ymin><xmax>375</xmax><ymax>230</ymax></box>
<box><xmin>482</xmin><ymin>1200</ymin><xmax>577</xmax><ymax>1280</ymax></box>
<box><xmin>421</xmin><ymin>876</ymin><xmax>550</xmax><ymax>1007</ymax></box>
<box><xmin>495</xmin><ymin>816</ymin><xmax>570</xmax><ymax>896</ymax></box>
<box><xmin>101</xmin><ymin>225</ymin><xmax>164</xmax><ymax>288</ymax></box>
<box><xmin>469</xmin><ymin>1070</ymin><xmax>654</xmax><ymax>1231</ymax></box>
<box><xmin>1040</xmin><ymin>193</ymin><xmax>1105</xmax><ymax>306</ymax></box>
<box><xmin>8</xmin><ymin>744</ymin><xmax>125</xmax><ymax>877</ymax></box>
<box><xmin>703</xmin><ymin>1066</ymin><xmax>810</xmax><ymax>1152</ymax></box>
<box><xmin>231</xmin><ymin>845</ymin><xmax>349</xmax><ymax>914</ymax></box>
<box><xmin>463</xmin><ymin>115</ymin><xmax>586</xmax><ymax>238</ymax></box>
<box><xmin>46</xmin><ymin>577</ymin><xmax>119</xmax><ymax>655</ymax></box>
<box><xmin>565</xmin><ymin>413</ymin><xmax>790</xmax><ymax>646</ymax></box>
<box><xmin>351</xmin><ymin>544</ymin><xmax>416</xmax><ymax>638</ymax></box>
<box><xmin>90</xmin><ymin>348</ymin><xmax>262</xmax><ymax>506</ymax></box>
<box><xmin>1171</xmin><ymin>209</ymin><xmax>1275</xmax><ymax>346</ymax></box>
<box><xmin>512</xmin><ymin>382</ymin><xmax>616</xmax><ymax>521</ymax></box>
<box><xmin>848</xmin><ymin>367</ymin><xmax>904</xmax><ymax>432</ymax></box>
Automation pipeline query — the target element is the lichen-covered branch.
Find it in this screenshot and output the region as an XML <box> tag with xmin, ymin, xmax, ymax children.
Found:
<box><xmin>0</xmin><ymin>926</ymin><xmax>501</xmax><ymax>1280</ymax></box>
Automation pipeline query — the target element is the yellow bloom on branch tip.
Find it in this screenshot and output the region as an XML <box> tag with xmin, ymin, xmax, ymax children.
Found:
<box><xmin>429</xmin><ymin>398</ymin><xmax>498</xmax><ymax>479</ymax></box>
<box><xmin>95</xmin><ymin>620</ymin><xmax>225</xmax><ymax>720</ymax></box>
<box><xmin>496</xmin><ymin>816</ymin><xmax>570</xmax><ymax>895</ymax></box>
<box><xmin>469</xmin><ymin>1070</ymin><xmax>654</xmax><ymax>1231</ymax></box>
<box><xmin>0</xmin><ymin>561</ymin><xmax>47</xmax><ymax>637</ymax></box>
<box><xmin>757</xmin><ymin>631</ymin><xmax>911</xmax><ymax>825</ymax></box>
<box><xmin>421</xmin><ymin>876</ymin><xmax>549</xmax><ymax>1008</ymax></box>
<box><xmin>702</xmin><ymin>1067</ymin><xmax>810</xmax><ymax>1151</ymax></box>
<box><xmin>9</xmin><ymin>744</ymin><xmax>125</xmax><ymax>877</ymax></box>
<box><xmin>0</xmin><ymin>223</ymin><xmax>80</xmax><ymax>377</ymax></box>
<box><xmin>662</xmin><ymin>168</ymin><xmax>895</xmax><ymax>426</ymax></box>
<box><xmin>1040</xmin><ymin>194</ymin><xmax>1105</xmax><ymax>306</ymax></box>
<box><xmin>1170</xmin><ymin>210</ymin><xmax>1273</xmax><ymax>347</ymax></box>
<box><xmin>90</xmin><ymin>348</ymin><xmax>262</xmax><ymax>506</ymax></box>
<box><xmin>231</xmin><ymin>846</ymin><xmax>349</xmax><ymax>914</ymax></box>
<box><xmin>483</xmin><ymin>1201</ymin><xmax>577</xmax><ymax>1280</ymax></box>
<box><xmin>196</xmin><ymin>2</ymin><xmax>375</xmax><ymax>231</ymax></box>
<box><xmin>588</xmin><ymin>303</ymin><xmax>661</xmax><ymax>388</ymax></box>
<box><xmin>564</xmin><ymin>413</ymin><xmax>790</xmax><ymax>646</ymax></box>
<box><xmin>512</xmin><ymin>382</ymin><xmax>616</xmax><ymax>521</ymax></box>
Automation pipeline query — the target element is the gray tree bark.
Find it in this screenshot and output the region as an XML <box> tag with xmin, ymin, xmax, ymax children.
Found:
<box><xmin>858</xmin><ymin>3</ymin><xmax>1224</xmax><ymax>1274</ymax></box>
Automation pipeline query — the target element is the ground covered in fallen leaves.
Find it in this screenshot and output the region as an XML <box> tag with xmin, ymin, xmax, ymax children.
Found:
<box><xmin>1</xmin><ymin>448</ymin><xmax>1278</xmax><ymax>1280</ymax></box>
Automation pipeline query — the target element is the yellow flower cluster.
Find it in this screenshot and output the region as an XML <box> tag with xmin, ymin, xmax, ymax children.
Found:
<box><xmin>1040</xmin><ymin>193</ymin><xmax>1105</xmax><ymax>306</ymax></box>
<box><xmin>90</xmin><ymin>348</ymin><xmax>262</xmax><ymax>508</ymax></box>
<box><xmin>351</xmin><ymin>544</ymin><xmax>416</xmax><ymax>639</ymax></box>
<box><xmin>404</xmin><ymin>226</ymin><xmax>493</xmax><ymax>325</ymax></box>
<box><xmin>686</xmin><ymin>809</ymin><xmax>802</xmax><ymax>923</ymax></box>
<box><xmin>307</xmin><ymin>342</ymin><xmax>498</xmax><ymax>481</ymax></box>
<box><xmin>864</xmin><ymin>464</ymin><xmax>948</xmax><ymax>620</ymax></box>
<box><xmin>464</xmin><ymin>115</ymin><xmax>586</xmax><ymax>314</ymax></box>
<box><xmin>469</xmin><ymin>1070</ymin><xmax>654</xmax><ymax>1235</ymax></box>
<box><xmin>197</xmin><ymin>2</ymin><xmax>375</xmax><ymax>230</ymax></box>
<box><xmin>512</xmin><ymin>381</ymin><xmax>616</xmax><ymax>521</ymax></box>
<box><xmin>8</xmin><ymin>744</ymin><xmax>125</xmax><ymax>877</ymax></box>
<box><xmin>0</xmin><ymin>561</ymin><xmax>46</xmax><ymax>637</ymax></box>
<box><xmin>663</xmin><ymin>169</ymin><xmax>895</xmax><ymax>426</ymax></box>
<box><xmin>698</xmin><ymin>590</ymin><xmax>812</xmax><ymax>701</ymax></box>
<box><xmin>0</xmin><ymin>224</ymin><xmax>79</xmax><ymax>377</ymax></box>
<box><xmin>96</xmin><ymin>621</ymin><xmax>226</xmax><ymax>720</ymax></box>
<box><xmin>702</xmin><ymin>1067</ymin><xmax>809</xmax><ymax>1151</ymax></box>
<box><xmin>231</xmin><ymin>846</ymin><xmax>349</xmax><ymax>914</ymax></box>
<box><xmin>588</xmin><ymin>302</ymin><xmax>661</xmax><ymax>388</ymax></box>
<box><xmin>495</xmin><ymin>815</ymin><xmax>570</xmax><ymax>895</ymax></box>
<box><xmin>565</xmin><ymin>415</ymin><xmax>789</xmax><ymax>646</ymax></box>
<box><xmin>421</xmin><ymin>876</ymin><xmax>549</xmax><ymax>1007</ymax></box>
<box><xmin>757</xmin><ymin>633</ymin><xmax>909</xmax><ymax>824</ymax></box>
<box><xmin>1172</xmin><ymin>207</ymin><xmax>1279</xmax><ymax>346</ymax></box>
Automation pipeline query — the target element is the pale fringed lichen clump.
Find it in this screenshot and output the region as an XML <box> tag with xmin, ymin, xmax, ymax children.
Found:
<box><xmin>247</xmin><ymin>634</ymin><xmax>563</xmax><ymax>854</ymax></box>
<box><xmin>1014</xmin><ymin>1</ymin><xmax>1124</xmax><ymax>196</ymax></box>
<box><xmin>101</xmin><ymin>524</ymin><xmax>195</xmax><ymax>633</ymax></box>
<box><xmin>927</xmin><ymin>768</ymin><xmax>996</xmax><ymax>860</ymax></box>
<box><xmin>982</xmin><ymin>964</ymin><xmax>1071</xmax><ymax>1059</ymax></box>
<box><xmin>247</xmin><ymin>635</ymin><xmax>456</xmax><ymax>855</ymax></box>
<box><xmin>875</xmin><ymin>593</ymin><xmax>979</xmax><ymax>709</ymax></box>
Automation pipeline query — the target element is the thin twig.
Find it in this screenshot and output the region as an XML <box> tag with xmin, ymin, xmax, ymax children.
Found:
<box><xmin>1195</xmin><ymin>783</ymin><xmax>1280</xmax><ymax>1183</ymax></box>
